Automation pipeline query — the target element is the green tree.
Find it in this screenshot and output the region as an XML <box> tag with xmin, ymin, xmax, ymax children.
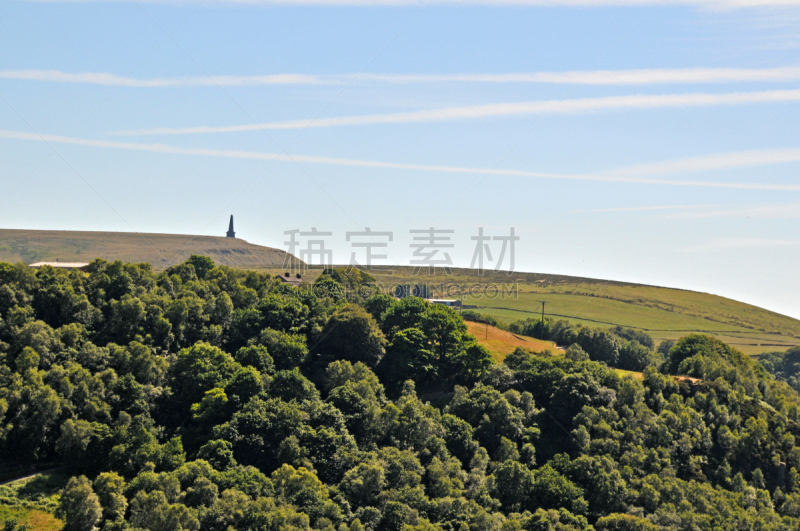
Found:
<box><xmin>420</xmin><ymin>303</ymin><xmax>468</xmax><ymax>362</ymax></box>
<box><xmin>379</xmin><ymin>501</ymin><xmax>419</xmax><ymax>531</ymax></box>
<box><xmin>380</xmin><ymin>327</ymin><xmax>437</xmax><ymax>391</ymax></box>
<box><xmin>110</xmin><ymin>341</ymin><xmax>168</xmax><ymax>386</ymax></box>
<box><xmin>129</xmin><ymin>490</ymin><xmax>200</xmax><ymax>531</ymax></box>
<box><xmin>490</xmin><ymin>460</ymin><xmax>534</xmax><ymax>512</ymax></box>
<box><xmin>186</xmin><ymin>255</ymin><xmax>216</xmax><ymax>280</ymax></box>
<box><xmin>257</xmin><ymin>294</ymin><xmax>309</xmax><ymax>334</ymax></box>
<box><xmin>381</xmin><ymin>297</ymin><xmax>428</xmax><ymax>339</ymax></box>
<box><xmin>219</xmin><ymin>396</ymin><xmax>305</xmax><ymax>469</ymax></box>
<box><xmin>311</xmin><ymin>276</ymin><xmax>347</xmax><ymax>304</ymax></box>
<box><xmin>565</xmin><ymin>344</ymin><xmax>589</xmax><ymax>362</ymax></box>
<box><xmin>618</xmin><ymin>340</ymin><xmax>655</xmax><ymax>371</ymax></box>
<box><xmin>235</xmin><ymin>344</ymin><xmax>275</xmax><ymax>374</ymax></box>
<box><xmin>576</xmin><ymin>328</ymin><xmax>620</xmax><ymax>367</ymax></box>
<box><xmin>271</xmin><ymin>464</ymin><xmax>341</xmax><ymax>524</ymax></box>
<box><xmin>211</xmin><ymin>292</ymin><xmax>234</xmax><ymax>327</ymax></box>
<box><xmin>225</xmin><ymin>308</ymin><xmax>263</xmax><ymax>353</ymax></box>
<box><xmin>170</xmin><ymin>342</ymin><xmax>240</xmax><ymax>412</ymax></box>
<box><xmin>363</xmin><ymin>294</ymin><xmax>396</xmax><ymax>323</ymax></box>
<box><xmin>191</xmin><ymin>388</ymin><xmax>231</xmax><ymax>427</ymax></box>
<box><xmin>595</xmin><ymin>513</ymin><xmax>657</xmax><ymax>530</ymax></box>
<box><xmin>197</xmin><ymin>439</ymin><xmax>237</xmax><ymax>470</ymax></box>
<box><xmin>257</xmin><ymin>329</ymin><xmax>309</xmax><ymax>371</ymax></box>
<box><xmin>328</xmin><ymin>383</ymin><xmax>382</xmax><ymax>445</ymax></box>
<box><xmin>610</xmin><ymin>326</ymin><xmax>655</xmax><ymax>349</ymax></box>
<box><xmin>57</xmin><ymin>475</ymin><xmax>102</xmax><ymax>531</ymax></box>
<box><xmin>93</xmin><ymin>472</ymin><xmax>128</xmax><ymax>522</ymax></box>
<box><xmin>339</xmin><ymin>462</ymin><xmax>387</xmax><ymax>508</ymax></box>
<box><xmin>455</xmin><ymin>342</ymin><xmax>494</xmax><ymax>381</ymax></box>
<box><xmin>225</xmin><ymin>366</ymin><xmax>266</xmax><ymax>404</ymax></box>
<box><xmin>315</xmin><ymin>304</ymin><xmax>386</xmax><ymax>367</ymax></box>
<box><xmin>657</xmin><ymin>339</ymin><xmax>676</xmax><ymax>357</ymax></box>
<box><xmin>269</xmin><ymin>370</ymin><xmax>319</xmax><ymax>404</ymax></box>
<box><xmin>530</xmin><ymin>464</ymin><xmax>587</xmax><ymax>515</ymax></box>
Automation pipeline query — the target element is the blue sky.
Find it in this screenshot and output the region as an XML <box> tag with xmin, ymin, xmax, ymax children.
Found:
<box><xmin>1</xmin><ymin>0</ymin><xmax>800</xmax><ymax>318</ymax></box>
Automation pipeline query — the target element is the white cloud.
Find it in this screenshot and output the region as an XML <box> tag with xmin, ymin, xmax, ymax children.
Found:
<box><xmin>110</xmin><ymin>88</ymin><xmax>800</xmax><ymax>135</ymax></box>
<box><xmin>360</xmin><ymin>68</ymin><xmax>800</xmax><ymax>85</ymax></box>
<box><xmin>3</xmin><ymin>128</ymin><xmax>800</xmax><ymax>191</ymax></box>
<box><xmin>0</xmin><ymin>70</ymin><xmax>332</xmax><ymax>87</ymax></box>
<box><xmin>6</xmin><ymin>67</ymin><xmax>800</xmax><ymax>88</ymax></box>
<box><xmin>576</xmin><ymin>203</ymin><xmax>800</xmax><ymax>217</ymax></box>
<box><xmin>576</xmin><ymin>204</ymin><xmax>720</xmax><ymax>212</ymax></box>
<box><xmin>13</xmin><ymin>0</ymin><xmax>800</xmax><ymax>7</ymax></box>
<box><xmin>705</xmin><ymin>237</ymin><xmax>798</xmax><ymax>248</ymax></box>
<box><xmin>673</xmin><ymin>203</ymin><xmax>800</xmax><ymax>218</ymax></box>
<box><xmin>604</xmin><ymin>148</ymin><xmax>800</xmax><ymax>177</ymax></box>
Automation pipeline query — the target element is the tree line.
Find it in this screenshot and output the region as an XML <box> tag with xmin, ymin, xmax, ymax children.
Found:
<box><xmin>2</xmin><ymin>257</ymin><xmax>800</xmax><ymax>530</ymax></box>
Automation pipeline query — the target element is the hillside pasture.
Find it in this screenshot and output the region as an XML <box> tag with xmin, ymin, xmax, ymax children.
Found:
<box><xmin>466</xmin><ymin>321</ymin><xmax>557</xmax><ymax>361</ymax></box>
<box><xmin>340</xmin><ymin>266</ymin><xmax>800</xmax><ymax>356</ymax></box>
<box><xmin>0</xmin><ymin>228</ymin><xmax>294</xmax><ymax>270</ymax></box>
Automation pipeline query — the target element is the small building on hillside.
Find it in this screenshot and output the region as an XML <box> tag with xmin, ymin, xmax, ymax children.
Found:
<box><xmin>425</xmin><ymin>298</ymin><xmax>462</xmax><ymax>308</ymax></box>
<box><xmin>29</xmin><ymin>261</ymin><xmax>89</xmax><ymax>270</ymax></box>
<box><xmin>275</xmin><ymin>273</ymin><xmax>304</xmax><ymax>288</ymax></box>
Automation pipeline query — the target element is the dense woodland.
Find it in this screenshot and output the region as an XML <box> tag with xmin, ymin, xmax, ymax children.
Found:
<box><xmin>759</xmin><ymin>348</ymin><xmax>800</xmax><ymax>394</ymax></box>
<box><xmin>3</xmin><ymin>257</ymin><xmax>800</xmax><ymax>530</ymax></box>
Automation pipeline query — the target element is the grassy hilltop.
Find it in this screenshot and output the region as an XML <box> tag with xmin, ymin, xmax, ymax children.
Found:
<box><xmin>2</xmin><ymin>228</ymin><xmax>798</xmax><ymax>355</ymax></box>
<box><xmin>0</xmin><ymin>229</ymin><xmax>292</xmax><ymax>270</ymax></box>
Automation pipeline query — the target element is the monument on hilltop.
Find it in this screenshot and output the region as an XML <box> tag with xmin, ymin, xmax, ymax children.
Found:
<box><xmin>226</xmin><ymin>215</ymin><xmax>236</xmax><ymax>238</ymax></box>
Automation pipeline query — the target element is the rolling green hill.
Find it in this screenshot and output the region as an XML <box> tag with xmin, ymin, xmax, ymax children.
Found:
<box><xmin>261</xmin><ymin>266</ymin><xmax>800</xmax><ymax>356</ymax></box>
<box><xmin>0</xmin><ymin>228</ymin><xmax>295</xmax><ymax>270</ymax></box>
<box><xmin>1</xmin><ymin>228</ymin><xmax>798</xmax><ymax>355</ymax></box>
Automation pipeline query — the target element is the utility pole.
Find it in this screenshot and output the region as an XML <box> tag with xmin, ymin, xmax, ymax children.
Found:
<box><xmin>538</xmin><ymin>300</ymin><xmax>547</xmax><ymax>323</ymax></box>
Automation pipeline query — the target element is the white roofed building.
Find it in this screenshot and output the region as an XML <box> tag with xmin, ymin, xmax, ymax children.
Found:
<box><xmin>29</xmin><ymin>262</ymin><xmax>89</xmax><ymax>270</ymax></box>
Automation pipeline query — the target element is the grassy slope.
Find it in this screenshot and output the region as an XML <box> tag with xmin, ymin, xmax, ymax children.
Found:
<box><xmin>466</xmin><ymin>321</ymin><xmax>557</xmax><ymax>361</ymax></box>
<box><xmin>0</xmin><ymin>228</ymin><xmax>294</xmax><ymax>270</ymax></box>
<box><xmin>468</xmin><ymin>291</ymin><xmax>800</xmax><ymax>355</ymax></box>
<box><xmin>265</xmin><ymin>266</ymin><xmax>800</xmax><ymax>356</ymax></box>
<box><xmin>466</xmin><ymin>321</ymin><xmax>645</xmax><ymax>379</ymax></box>
<box><xmin>2</xmin><ymin>229</ymin><xmax>798</xmax><ymax>356</ymax></box>
<box><xmin>0</xmin><ymin>507</ymin><xmax>62</xmax><ymax>531</ymax></box>
<box><xmin>0</xmin><ymin>471</ymin><xmax>67</xmax><ymax>531</ymax></box>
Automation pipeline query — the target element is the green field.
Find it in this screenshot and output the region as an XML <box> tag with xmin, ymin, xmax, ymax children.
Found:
<box><xmin>275</xmin><ymin>266</ymin><xmax>800</xmax><ymax>356</ymax></box>
<box><xmin>2</xmin><ymin>228</ymin><xmax>798</xmax><ymax>356</ymax></box>
<box><xmin>463</xmin><ymin>290</ymin><xmax>800</xmax><ymax>355</ymax></box>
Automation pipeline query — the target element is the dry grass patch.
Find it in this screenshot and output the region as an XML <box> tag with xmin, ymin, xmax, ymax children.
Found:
<box><xmin>466</xmin><ymin>321</ymin><xmax>557</xmax><ymax>362</ymax></box>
